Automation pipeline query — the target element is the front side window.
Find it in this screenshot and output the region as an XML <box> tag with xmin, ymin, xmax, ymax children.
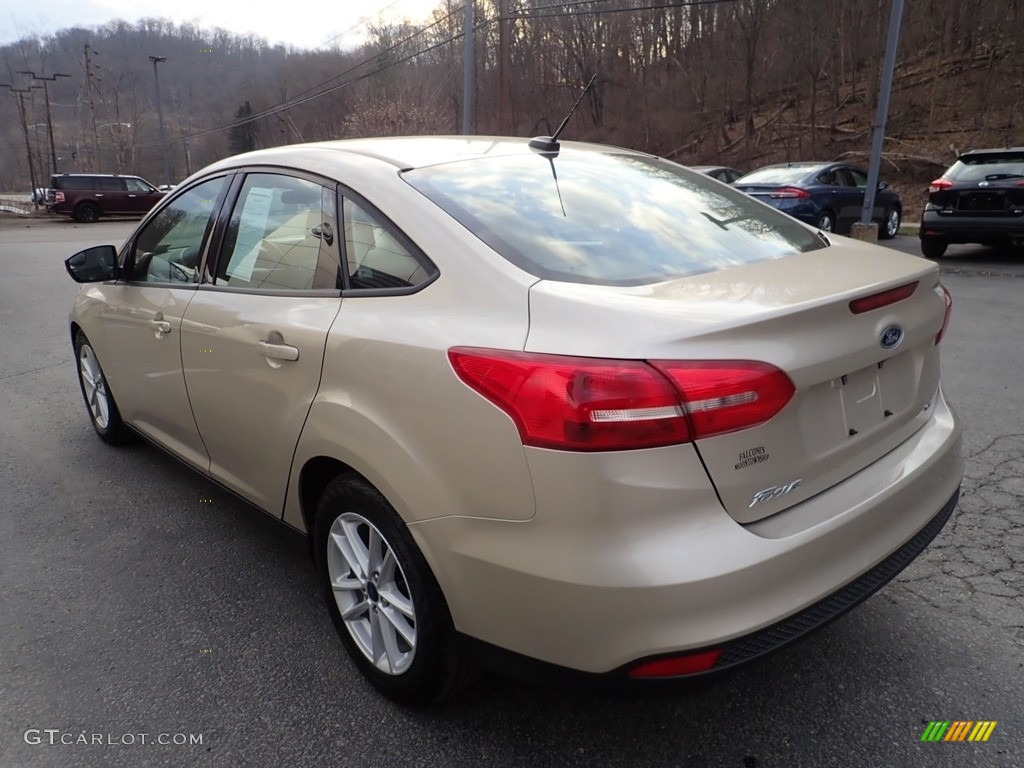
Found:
<box><xmin>216</xmin><ymin>174</ymin><xmax>339</xmax><ymax>291</ymax></box>
<box><xmin>128</xmin><ymin>176</ymin><xmax>227</xmax><ymax>284</ymax></box>
<box><xmin>125</xmin><ymin>178</ymin><xmax>153</xmax><ymax>193</ymax></box>
<box><xmin>406</xmin><ymin>153</ymin><xmax>825</xmax><ymax>286</ymax></box>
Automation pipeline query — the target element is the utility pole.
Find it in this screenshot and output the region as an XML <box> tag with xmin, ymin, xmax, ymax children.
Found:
<box><xmin>84</xmin><ymin>44</ymin><xmax>102</xmax><ymax>170</ymax></box>
<box><xmin>149</xmin><ymin>55</ymin><xmax>171</xmax><ymax>183</ymax></box>
<box><xmin>2</xmin><ymin>83</ymin><xmax>43</xmax><ymax>204</ymax></box>
<box><xmin>497</xmin><ymin>0</ymin><xmax>510</xmax><ymax>133</ymax></box>
<box><xmin>461</xmin><ymin>0</ymin><xmax>474</xmax><ymax>135</ymax></box>
<box><xmin>17</xmin><ymin>70</ymin><xmax>71</xmax><ymax>175</ymax></box>
<box><xmin>860</xmin><ymin>0</ymin><xmax>905</xmax><ymax>231</ymax></box>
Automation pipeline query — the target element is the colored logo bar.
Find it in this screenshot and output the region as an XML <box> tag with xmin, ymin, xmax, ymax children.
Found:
<box><xmin>921</xmin><ymin>721</ymin><xmax>997</xmax><ymax>742</ymax></box>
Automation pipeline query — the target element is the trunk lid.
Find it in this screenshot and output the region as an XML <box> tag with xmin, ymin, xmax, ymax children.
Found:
<box><xmin>525</xmin><ymin>237</ymin><xmax>947</xmax><ymax>523</ymax></box>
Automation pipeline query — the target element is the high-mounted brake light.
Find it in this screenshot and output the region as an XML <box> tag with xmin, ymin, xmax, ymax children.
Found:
<box><xmin>448</xmin><ymin>349</ymin><xmax>795</xmax><ymax>451</ymax></box>
<box><xmin>770</xmin><ymin>187</ymin><xmax>810</xmax><ymax>199</ymax></box>
<box><xmin>848</xmin><ymin>281</ymin><xmax>918</xmax><ymax>315</ymax></box>
<box><xmin>929</xmin><ymin>178</ymin><xmax>953</xmax><ymax>193</ymax></box>
<box><xmin>935</xmin><ymin>284</ymin><xmax>953</xmax><ymax>344</ymax></box>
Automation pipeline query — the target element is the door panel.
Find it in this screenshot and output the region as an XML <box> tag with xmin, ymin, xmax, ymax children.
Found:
<box><xmin>93</xmin><ymin>175</ymin><xmax>231</xmax><ymax>470</ymax></box>
<box><xmin>95</xmin><ymin>287</ymin><xmax>208</xmax><ymax>470</ymax></box>
<box><xmin>180</xmin><ymin>294</ymin><xmax>340</xmax><ymax>511</ymax></box>
<box><xmin>180</xmin><ymin>172</ymin><xmax>343</xmax><ymax>514</ymax></box>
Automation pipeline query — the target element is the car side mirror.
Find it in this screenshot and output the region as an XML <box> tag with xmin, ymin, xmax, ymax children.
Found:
<box><xmin>65</xmin><ymin>245</ymin><xmax>118</xmax><ymax>283</ymax></box>
<box><xmin>877</xmin><ymin>181</ymin><xmax>889</xmax><ymax>191</ymax></box>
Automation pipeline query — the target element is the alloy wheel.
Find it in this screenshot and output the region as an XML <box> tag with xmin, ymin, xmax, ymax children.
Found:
<box><xmin>79</xmin><ymin>344</ymin><xmax>110</xmax><ymax>429</ymax></box>
<box><xmin>327</xmin><ymin>512</ymin><xmax>417</xmax><ymax>675</ymax></box>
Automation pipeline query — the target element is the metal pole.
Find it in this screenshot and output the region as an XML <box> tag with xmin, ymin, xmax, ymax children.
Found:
<box><xmin>6</xmin><ymin>87</ymin><xmax>41</xmax><ymax>205</ymax></box>
<box><xmin>150</xmin><ymin>56</ymin><xmax>171</xmax><ymax>183</ymax></box>
<box><xmin>861</xmin><ymin>0</ymin><xmax>904</xmax><ymax>225</ymax></box>
<box><xmin>461</xmin><ymin>0</ymin><xmax>474</xmax><ymax>135</ymax></box>
<box><xmin>18</xmin><ymin>72</ymin><xmax>70</xmax><ymax>175</ymax></box>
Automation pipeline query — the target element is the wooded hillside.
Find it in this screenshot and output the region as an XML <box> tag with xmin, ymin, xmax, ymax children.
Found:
<box><xmin>3</xmin><ymin>0</ymin><xmax>1022</xmax><ymax>218</ymax></box>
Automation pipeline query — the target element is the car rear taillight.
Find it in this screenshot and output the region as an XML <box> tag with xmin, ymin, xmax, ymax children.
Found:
<box><xmin>448</xmin><ymin>350</ymin><xmax>795</xmax><ymax>451</ymax></box>
<box><xmin>650</xmin><ymin>361</ymin><xmax>795</xmax><ymax>439</ymax></box>
<box><xmin>848</xmin><ymin>281</ymin><xmax>919</xmax><ymax>315</ymax></box>
<box><xmin>628</xmin><ymin>649</ymin><xmax>723</xmax><ymax>678</ymax></box>
<box><xmin>929</xmin><ymin>178</ymin><xmax>953</xmax><ymax>192</ymax></box>
<box><xmin>935</xmin><ymin>284</ymin><xmax>953</xmax><ymax>344</ymax></box>
<box><xmin>448</xmin><ymin>349</ymin><xmax>690</xmax><ymax>451</ymax></box>
<box><xmin>55</xmin><ymin>191</ymin><xmax>65</xmax><ymax>203</ymax></box>
<box><xmin>769</xmin><ymin>187</ymin><xmax>810</xmax><ymax>199</ymax></box>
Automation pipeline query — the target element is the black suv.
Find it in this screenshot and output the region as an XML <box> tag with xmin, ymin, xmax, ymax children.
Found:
<box><xmin>920</xmin><ymin>148</ymin><xmax>1024</xmax><ymax>258</ymax></box>
<box><xmin>48</xmin><ymin>173</ymin><xmax>166</xmax><ymax>223</ymax></box>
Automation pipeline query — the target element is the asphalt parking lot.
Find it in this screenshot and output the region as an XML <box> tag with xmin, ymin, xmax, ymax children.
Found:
<box><xmin>1</xmin><ymin>217</ymin><xmax>1022</xmax><ymax>767</ymax></box>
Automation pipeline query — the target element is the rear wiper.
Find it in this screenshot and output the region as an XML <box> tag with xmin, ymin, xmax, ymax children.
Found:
<box><xmin>984</xmin><ymin>173</ymin><xmax>1024</xmax><ymax>180</ymax></box>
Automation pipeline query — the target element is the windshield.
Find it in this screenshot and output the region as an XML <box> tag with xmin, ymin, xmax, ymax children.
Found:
<box><xmin>947</xmin><ymin>152</ymin><xmax>1024</xmax><ymax>181</ymax></box>
<box><xmin>404</xmin><ymin>152</ymin><xmax>824</xmax><ymax>286</ymax></box>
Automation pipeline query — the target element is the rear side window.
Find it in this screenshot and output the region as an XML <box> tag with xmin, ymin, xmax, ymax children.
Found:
<box><xmin>405</xmin><ymin>153</ymin><xmax>824</xmax><ymax>286</ymax></box>
<box><xmin>100</xmin><ymin>178</ymin><xmax>125</xmax><ymax>191</ymax></box>
<box><xmin>947</xmin><ymin>152</ymin><xmax>1024</xmax><ymax>181</ymax></box>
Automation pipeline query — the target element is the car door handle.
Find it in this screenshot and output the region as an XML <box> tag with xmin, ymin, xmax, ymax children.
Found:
<box><xmin>258</xmin><ymin>340</ymin><xmax>299</xmax><ymax>361</ymax></box>
<box><xmin>150</xmin><ymin>319</ymin><xmax>172</xmax><ymax>334</ymax></box>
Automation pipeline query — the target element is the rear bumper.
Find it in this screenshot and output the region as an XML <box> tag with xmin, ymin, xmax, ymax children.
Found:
<box><xmin>411</xmin><ymin>386</ymin><xmax>962</xmax><ymax>676</ymax></box>
<box><xmin>460</xmin><ymin>486</ymin><xmax>958</xmax><ymax>688</ymax></box>
<box><xmin>920</xmin><ymin>210</ymin><xmax>1024</xmax><ymax>245</ymax></box>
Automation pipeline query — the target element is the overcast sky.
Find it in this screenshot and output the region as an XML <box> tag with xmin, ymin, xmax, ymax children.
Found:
<box><xmin>0</xmin><ymin>0</ymin><xmax>445</xmax><ymax>50</ymax></box>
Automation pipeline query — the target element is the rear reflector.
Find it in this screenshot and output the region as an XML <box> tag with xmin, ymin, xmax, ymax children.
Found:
<box><xmin>848</xmin><ymin>281</ymin><xmax>919</xmax><ymax>315</ymax></box>
<box><xmin>628</xmin><ymin>649</ymin><xmax>723</xmax><ymax>678</ymax></box>
<box><xmin>449</xmin><ymin>349</ymin><xmax>795</xmax><ymax>451</ymax></box>
<box><xmin>935</xmin><ymin>283</ymin><xmax>953</xmax><ymax>344</ymax></box>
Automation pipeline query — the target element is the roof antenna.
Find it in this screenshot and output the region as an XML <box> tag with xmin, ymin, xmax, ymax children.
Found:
<box><xmin>529</xmin><ymin>74</ymin><xmax>597</xmax><ymax>155</ymax></box>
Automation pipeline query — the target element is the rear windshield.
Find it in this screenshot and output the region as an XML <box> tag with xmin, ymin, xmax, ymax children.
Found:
<box><xmin>735</xmin><ymin>165</ymin><xmax>817</xmax><ymax>185</ymax></box>
<box><xmin>947</xmin><ymin>152</ymin><xmax>1024</xmax><ymax>181</ymax></box>
<box><xmin>404</xmin><ymin>152</ymin><xmax>824</xmax><ymax>285</ymax></box>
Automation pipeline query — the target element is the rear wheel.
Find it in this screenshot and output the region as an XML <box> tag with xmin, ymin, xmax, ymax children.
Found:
<box><xmin>74</xmin><ymin>202</ymin><xmax>100</xmax><ymax>223</ymax></box>
<box><xmin>815</xmin><ymin>210</ymin><xmax>835</xmax><ymax>233</ymax></box>
<box><xmin>880</xmin><ymin>207</ymin><xmax>901</xmax><ymax>240</ymax></box>
<box><xmin>314</xmin><ymin>472</ymin><xmax>476</xmax><ymax>707</ymax></box>
<box><xmin>920</xmin><ymin>237</ymin><xmax>948</xmax><ymax>259</ymax></box>
<box><xmin>74</xmin><ymin>331</ymin><xmax>133</xmax><ymax>445</ymax></box>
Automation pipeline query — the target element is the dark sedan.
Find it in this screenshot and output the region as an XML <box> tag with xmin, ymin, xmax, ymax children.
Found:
<box><xmin>735</xmin><ymin>162</ymin><xmax>902</xmax><ymax>239</ymax></box>
<box><xmin>919</xmin><ymin>147</ymin><xmax>1024</xmax><ymax>258</ymax></box>
<box><xmin>691</xmin><ymin>165</ymin><xmax>744</xmax><ymax>184</ymax></box>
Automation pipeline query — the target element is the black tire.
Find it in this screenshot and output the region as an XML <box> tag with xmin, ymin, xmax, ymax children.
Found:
<box><xmin>74</xmin><ymin>202</ymin><xmax>100</xmax><ymax>223</ymax></box>
<box><xmin>815</xmin><ymin>210</ymin><xmax>835</xmax><ymax>233</ymax></box>
<box><xmin>313</xmin><ymin>472</ymin><xmax>476</xmax><ymax>707</ymax></box>
<box><xmin>880</xmin><ymin>207</ymin><xmax>901</xmax><ymax>240</ymax></box>
<box><xmin>920</xmin><ymin>237</ymin><xmax>948</xmax><ymax>259</ymax></box>
<box><xmin>73</xmin><ymin>331</ymin><xmax>133</xmax><ymax>445</ymax></box>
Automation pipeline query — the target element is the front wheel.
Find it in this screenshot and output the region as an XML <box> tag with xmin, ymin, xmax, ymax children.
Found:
<box><xmin>314</xmin><ymin>472</ymin><xmax>476</xmax><ymax>707</ymax></box>
<box><xmin>74</xmin><ymin>331</ymin><xmax>133</xmax><ymax>445</ymax></box>
<box><xmin>880</xmin><ymin>207</ymin><xmax>901</xmax><ymax>239</ymax></box>
<box><xmin>920</xmin><ymin>237</ymin><xmax>948</xmax><ymax>259</ymax></box>
<box><xmin>815</xmin><ymin>210</ymin><xmax>835</xmax><ymax>233</ymax></box>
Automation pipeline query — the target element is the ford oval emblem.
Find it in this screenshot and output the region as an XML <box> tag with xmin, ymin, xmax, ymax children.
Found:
<box><xmin>880</xmin><ymin>325</ymin><xmax>904</xmax><ymax>350</ymax></box>
<box><xmin>978</xmin><ymin>180</ymin><xmax>990</xmax><ymax>187</ymax></box>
